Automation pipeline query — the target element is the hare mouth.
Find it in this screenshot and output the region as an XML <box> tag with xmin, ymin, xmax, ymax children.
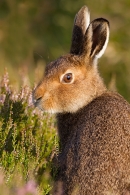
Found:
<box><xmin>33</xmin><ymin>97</ymin><xmax>58</xmax><ymax>114</ymax></box>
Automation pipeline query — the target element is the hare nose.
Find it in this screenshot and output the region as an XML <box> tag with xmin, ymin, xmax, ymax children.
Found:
<box><xmin>33</xmin><ymin>96</ymin><xmax>42</xmax><ymax>107</ymax></box>
<box><xmin>33</xmin><ymin>94</ymin><xmax>42</xmax><ymax>107</ymax></box>
<box><xmin>32</xmin><ymin>83</ymin><xmax>45</xmax><ymax>107</ymax></box>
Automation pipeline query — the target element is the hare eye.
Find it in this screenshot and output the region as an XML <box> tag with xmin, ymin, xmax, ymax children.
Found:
<box><xmin>62</xmin><ymin>73</ymin><xmax>73</xmax><ymax>83</ymax></box>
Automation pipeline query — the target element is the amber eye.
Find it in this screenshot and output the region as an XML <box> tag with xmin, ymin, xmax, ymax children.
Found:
<box><xmin>62</xmin><ymin>73</ymin><xmax>73</xmax><ymax>83</ymax></box>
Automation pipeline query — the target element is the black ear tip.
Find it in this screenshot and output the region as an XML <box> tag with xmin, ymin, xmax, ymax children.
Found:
<box><xmin>94</xmin><ymin>18</ymin><xmax>110</xmax><ymax>27</ymax></box>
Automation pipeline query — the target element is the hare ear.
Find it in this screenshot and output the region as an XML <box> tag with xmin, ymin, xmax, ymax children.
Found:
<box><xmin>82</xmin><ymin>18</ymin><xmax>110</xmax><ymax>59</ymax></box>
<box><xmin>70</xmin><ymin>6</ymin><xmax>90</xmax><ymax>55</ymax></box>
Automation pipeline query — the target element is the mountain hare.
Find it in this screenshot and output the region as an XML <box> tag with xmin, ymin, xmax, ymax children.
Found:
<box><xmin>33</xmin><ymin>6</ymin><xmax>130</xmax><ymax>195</ymax></box>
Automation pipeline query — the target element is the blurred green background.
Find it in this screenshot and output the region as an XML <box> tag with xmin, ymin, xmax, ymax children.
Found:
<box><xmin>0</xmin><ymin>0</ymin><xmax>130</xmax><ymax>101</ymax></box>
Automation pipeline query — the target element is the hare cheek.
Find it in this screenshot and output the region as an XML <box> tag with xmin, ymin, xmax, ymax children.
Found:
<box><xmin>40</xmin><ymin>92</ymin><xmax>52</xmax><ymax>109</ymax></box>
<box><xmin>38</xmin><ymin>92</ymin><xmax>58</xmax><ymax>113</ymax></box>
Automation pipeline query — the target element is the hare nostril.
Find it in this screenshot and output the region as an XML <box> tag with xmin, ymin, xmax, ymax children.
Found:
<box><xmin>33</xmin><ymin>96</ymin><xmax>42</xmax><ymax>106</ymax></box>
<box><xmin>36</xmin><ymin>97</ymin><xmax>42</xmax><ymax>102</ymax></box>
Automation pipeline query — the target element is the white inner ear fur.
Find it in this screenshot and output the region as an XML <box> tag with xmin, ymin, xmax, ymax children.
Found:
<box><xmin>85</xmin><ymin>7</ymin><xmax>90</xmax><ymax>31</ymax></box>
<box><xmin>95</xmin><ymin>25</ymin><xmax>110</xmax><ymax>59</ymax></box>
<box><xmin>60</xmin><ymin>70</ymin><xmax>75</xmax><ymax>84</ymax></box>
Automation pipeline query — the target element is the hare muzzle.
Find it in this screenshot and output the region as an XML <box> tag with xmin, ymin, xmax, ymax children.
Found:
<box><xmin>33</xmin><ymin>83</ymin><xmax>47</xmax><ymax>110</ymax></box>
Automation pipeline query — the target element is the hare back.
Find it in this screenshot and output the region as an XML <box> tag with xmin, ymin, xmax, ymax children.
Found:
<box><xmin>54</xmin><ymin>92</ymin><xmax>130</xmax><ymax>195</ymax></box>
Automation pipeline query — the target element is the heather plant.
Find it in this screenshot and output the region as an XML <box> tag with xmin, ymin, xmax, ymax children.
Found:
<box><xmin>0</xmin><ymin>70</ymin><xmax>58</xmax><ymax>195</ymax></box>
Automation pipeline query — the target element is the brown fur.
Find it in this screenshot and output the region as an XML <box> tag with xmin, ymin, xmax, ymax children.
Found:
<box><xmin>55</xmin><ymin>92</ymin><xmax>130</xmax><ymax>195</ymax></box>
<box><xmin>33</xmin><ymin>6</ymin><xmax>130</xmax><ymax>195</ymax></box>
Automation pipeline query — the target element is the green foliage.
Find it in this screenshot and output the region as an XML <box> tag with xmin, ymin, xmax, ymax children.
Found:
<box><xmin>0</xmin><ymin>71</ymin><xmax>58</xmax><ymax>195</ymax></box>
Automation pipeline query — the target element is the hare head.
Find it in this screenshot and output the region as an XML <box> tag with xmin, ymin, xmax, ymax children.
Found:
<box><xmin>33</xmin><ymin>6</ymin><xmax>109</xmax><ymax>113</ymax></box>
